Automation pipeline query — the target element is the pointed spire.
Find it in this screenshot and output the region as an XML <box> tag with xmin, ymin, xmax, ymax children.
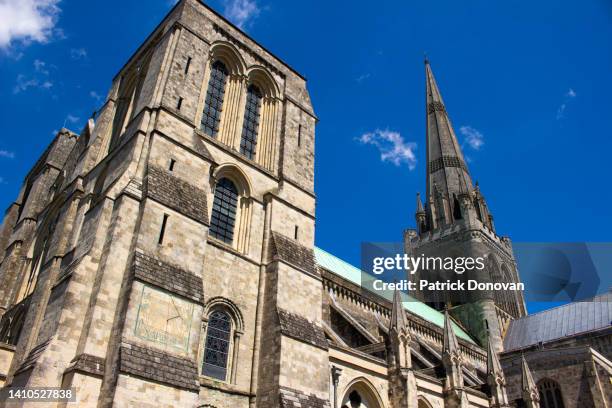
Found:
<box><xmin>390</xmin><ymin>288</ymin><xmax>409</xmax><ymax>333</ymax></box>
<box><xmin>443</xmin><ymin>310</ymin><xmax>460</xmax><ymax>355</ymax></box>
<box><xmin>487</xmin><ymin>335</ymin><xmax>504</xmax><ymax>377</ymax></box>
<box><xmin>425</xmin><ymin>61</ymin><xmax>474</xmax><ymax>202</ymax></box>
<box><xmin>521</xmin><ymin>355</ymin><xmax>537</xmax><ymax>393</ymax></box>
<box><xmin>416</xmin><ymin>192</ymin><xmax>425</xmax><ymax>214</ymax></box>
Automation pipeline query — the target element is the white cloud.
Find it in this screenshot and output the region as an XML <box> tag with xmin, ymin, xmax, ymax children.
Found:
<box><xmin>70</xmin><ymin>47</ymin><xmax>87</xmax><ymax>60</ymax></box>
<box><xmin>223</xmin><ymin>0</ymin><xmax>260</xmax><ymax>29</ymax></box>
<box><xmin>33</xmin><ymin>58</ymin><xmax>49</xmax><ymax>74</ymax></box>
<box><xmin>13</xmin><ymin>74</ymin><xmax>53</xmax><ymax>93</ymax></box>
<box><xmin>459</xmin><ymin>125</ymin><xmax>484</xmax><ymax>150</ymax></box>
<box><xmin>557</xmin><ymin>88</ymin><xmax>577</xmax><ymax>120</ymax></box>
<box><xmin>356</xmin><ymin>73</ymin><xmax>371</xmax><ymax>83</ymax></box>
<box><xmin>357</xmin><ymin>129</ymin><xmax>417</xmax><ymax>169</ymax></box>
<box><xmin>0</xmin><ymin>0</ymin><xmax>62</xmax><ymax>49</ymax></box>
<box><xmin>0</xmin><ymin>150</ymin><xmax>16</xmax><ymax>159</ymax></box>
<box><xmin>66</xmin><ymin>114</ymin><xmax>79</xmax><ymax>123</ymax></box>
<box><xmin>89</xmin><ymin>90</ymin><xmax>102</xmax><ymax>101</ymax></box>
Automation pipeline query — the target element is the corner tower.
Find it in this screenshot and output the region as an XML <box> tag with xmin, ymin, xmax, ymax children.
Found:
<box><xmin>405</xmin><ymin>59</ymin><xmax>526</xmax><ymax>352</ymax></box>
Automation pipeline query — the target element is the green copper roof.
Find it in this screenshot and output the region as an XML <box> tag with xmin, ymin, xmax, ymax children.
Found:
<box><xmin>314</xmin><ymin>247</ymin><xmax>475</xmax><ymax>343</ymax></box>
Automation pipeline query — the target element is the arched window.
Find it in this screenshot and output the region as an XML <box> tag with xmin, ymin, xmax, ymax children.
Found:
<box><xmin>210</xmin><ymin>178</ymin><xmax>238</xmax><ymax>244</ymax></box>
<box><xmin>202</xmin><ymin>310</ymin><xmax>232</xmax><ymax>381</ymax></box>
<box><xmin>341</xmin><ymin>379</ymin><xmax>384</xmax><ymax>408</ymax></box>
<box><xmin>239</xmin><ymin>84</ymin><xmax>263</xmax><ymax>160</ymax></box>
<box><xmin>538</xmin><ymin>379</ymin><xmax>565</xmax><ymax>408</ymax></box>
<box><xmin>201</xmin><ymin>61</ymin><xmax>228</xmax><ymax>137</ymax></box>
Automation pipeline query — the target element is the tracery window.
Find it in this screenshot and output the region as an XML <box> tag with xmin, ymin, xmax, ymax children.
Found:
<box><xmin>239</xmin><ymin>84</ymin><xmax>263</xmax><ymax>160</ymax></box>
<box><xmin>202</xmin><ymin>310</ymin><xmax>232</xmax><ymax>381</ymax></box>
<box><xmin>201</xmin><ymin>61</ymin><xmax>228</xmax><ymax>137</ymax></box>
<box><xmin>538</xmin><ymin>379</ymin><xmax>565</xmax><ymax>408</ymax></box>
<box><xmin>210</xmin><ymin>178</ymin><xmax>238</xmax><ymax>244</ymax></box>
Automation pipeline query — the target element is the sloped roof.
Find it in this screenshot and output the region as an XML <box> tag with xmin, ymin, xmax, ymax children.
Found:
<box><xmin>314</xmin><ymin>247</ymin><xmax>475</xmax><ymax>343</ymax></box>
<box><xmin>504</xmin><ymin>290</ymin><xmax>612</xmax><ymax>351</ymax></box>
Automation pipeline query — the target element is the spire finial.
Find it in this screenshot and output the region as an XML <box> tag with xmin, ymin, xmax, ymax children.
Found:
<box><xmin>390</xmin><ymin>287</ymin><xmax>409</xmax><ymax>333</ymax></box>
<box><xmin>424</xmin><ymin>52</ymin><xmax>429</xmax><ymax>65</ymax></box>
<box><xmin>416</xmin><ymin>192</ymin><xmax>425</xmax><ymax>214</ymax></box>
<box><xmin>487</xmin><ymin>335</ymin><xmax>504</xmax><ymax>376</ymax></box>
<box><xmin>443</xmin><ymin>309</ymin><xmax>459</xmax><ymax>355</ymax></box>
<box><xmin>521</xmin><ymin>354</ymin><xmax>537</xmax><ymax>392</ymax></box>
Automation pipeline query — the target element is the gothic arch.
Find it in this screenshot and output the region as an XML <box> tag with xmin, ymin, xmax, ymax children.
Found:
<box><xmin>212</xmin><ymin>163</ymin><xmax>252</xmax><ymax>197</ymax></box>
<box><xmin>340</xmin><ymin>377</ymin><xmax>384</xmax><ymax>408</ymax></box>
<box><xmin>537</xmin><ymin>378</ymin><xmax>566</xmax><ymax>408</ymax></box>
<box><xmin>203</xmin><ymin>296</ymin><xmax>244</xmax><ymax>333</ymax></box>
<box><xmin>246</xmin><ymin>65</ymin><xmax>280</xmax><ymax>98</ymax></box>
<box><xmin>417</xmin><ymin>395</ymin><xmax>434</xmax><ymax>408</ymax></box>
<box><xmin>209</xmin><ymin>41</ymin><xmax>246</xmax><ymax>75</ymax></box>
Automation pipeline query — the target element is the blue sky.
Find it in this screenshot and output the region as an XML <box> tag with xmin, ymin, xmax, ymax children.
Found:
<box><xmin>1</xmin><ymin>0</ymin><xmax>611</xmax><ymax>314</ymax></box>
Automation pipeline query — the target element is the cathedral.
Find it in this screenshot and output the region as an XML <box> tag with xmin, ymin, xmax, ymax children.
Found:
<box><xmin>0</xmin><ymin>0</ymin><xmax>610</xmax><ymax>407</ymax></box>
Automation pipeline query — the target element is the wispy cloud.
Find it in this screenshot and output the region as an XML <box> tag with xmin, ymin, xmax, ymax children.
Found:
<box><xmin>70</xmin><ymin>47</ymin><xmax>87</xmax><ymax>60</ymax></box>
<box><xmin>0</xmin><ymin>0</ymin><xmax>62</xmax><ymax>50</ymax></box>
<box><xmin>13</xmin><ymin>74</ymin><xmax>53</xmax><ymax>93</ymax></box>
<box><xmin>556</xmin><ymin>88</ymin><xmax>577</xmax><ymax>120</ymax></box>
<box><xmin>357</xmin><ymin>129</ymin><xmax>417</xmax><ymax>169</ymax></box>
<box><xmin>0</xmin><ymin>150</ymin><xmax>16</xmax><ymax>159</ymax></box>
<box><xmin>33</xmin><ymin>58</ymin><xmax>49</xmax><ymax>74</ymax></box>
<box><xmin>13</xmin><ymin>58</ymin><xmax>54</xmax><ymax>93</ymax></box>
<box><xmin>89</xmin><ymin>90</ymin><xmax>102</xmax><ymax>102</ymax></box>
<box><xmin>223</xmin><ymin>0</ymin><xmax>260</xmax><ymax>29</ymax></box>
<box><xmin>66</xmin><ymin>114</ymin><xmax>79</xmax><ymax>124</ymax></box>
<box><xmin>355</xmin><ymin>73</ymin><xmax>371</xmax><ymax>83</ymax></box>
<box><xmin>459</xmin><ymin>126</ymin><xmax>484</xmax><ymax>150</ymax></box>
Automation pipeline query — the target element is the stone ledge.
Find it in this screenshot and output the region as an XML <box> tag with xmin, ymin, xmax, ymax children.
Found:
<box><xmin>65</xmin><ymin>353</ymin><xmax>105</xmax><ymax>378</ymax></box>
<box><xmin>277</xmin><ymin>308</ymin><xmax>328</xmax><ymax>351</ymax></box>
<box><xmin>145</xmin><ymin>165</ymin><xmax>209</xmax><ymax>225</ymax></box>
<box><xmin>279</xmin><ymin>386</ymin><xmax>330</xmax><ymax>408</ymax></box>
<box><xmin>133</xmin><ymin>251</ymin><xmax>204</xmax><ymax>304</ymax></box>
<box><xmin>199</xmin><ymin>376</ymin><xmax>252</xmax><ymax>397</ymax></box>
<box><xmin>270</xmin><ymin>232</ymin><xmax>317</xmax><ymax>276</ymax></box>
<box><xmin>119</xmin><ymin>342</ymin><xmax>199</xmax><ymax>392</ymax></box>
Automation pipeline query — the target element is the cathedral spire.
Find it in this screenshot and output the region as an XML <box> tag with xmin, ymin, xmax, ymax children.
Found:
<box><xmin>425</xmin><ymin>60</ymin><xmax>474</xmax><ymax>202</ymax></box>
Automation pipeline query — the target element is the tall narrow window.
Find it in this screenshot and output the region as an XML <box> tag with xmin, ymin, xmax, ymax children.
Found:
<box><xmin>239</xmin><ymin>85</ymin><xmax>263</xmax><ymax>160</ymax></box>
<box><xmin>201</xmin><ymin>61</ymin><xmax>228</xmax><ymax>137</ymax></box>
<box><xmin>202</xmin><ymin>310</ymin><xmax>232</xmax><ymax>381</ymax></box>
<box><xmin>210</xmin><ymin>178</ymin><xmax>238</xmax><ymax>244</ymax></box>
<box><xmin>184</xmin><ymin>56</ymin><xmax>192</xmax><ymax>74</ymax></box>
<box><xmin>158</xmin><ymin>214</ymin><xmax>169</xmax><ymax>245</ymax></box>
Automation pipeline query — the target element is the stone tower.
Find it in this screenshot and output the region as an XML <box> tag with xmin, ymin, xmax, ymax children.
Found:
<box><xmin>0</xmin><ymin>0</ymin><xmax>329</xmax><ymax>406</ymax></box>
<box><xmin>405</xmin><ymin>59</ymin><xmax>527</xmax><ymax>351</ymax></box>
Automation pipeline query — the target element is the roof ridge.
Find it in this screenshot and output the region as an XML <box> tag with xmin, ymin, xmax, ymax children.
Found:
<box><xmin>514</xmin><ymin>291</ymin><xmax>612</xmax><ymax>321</ymax></box>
